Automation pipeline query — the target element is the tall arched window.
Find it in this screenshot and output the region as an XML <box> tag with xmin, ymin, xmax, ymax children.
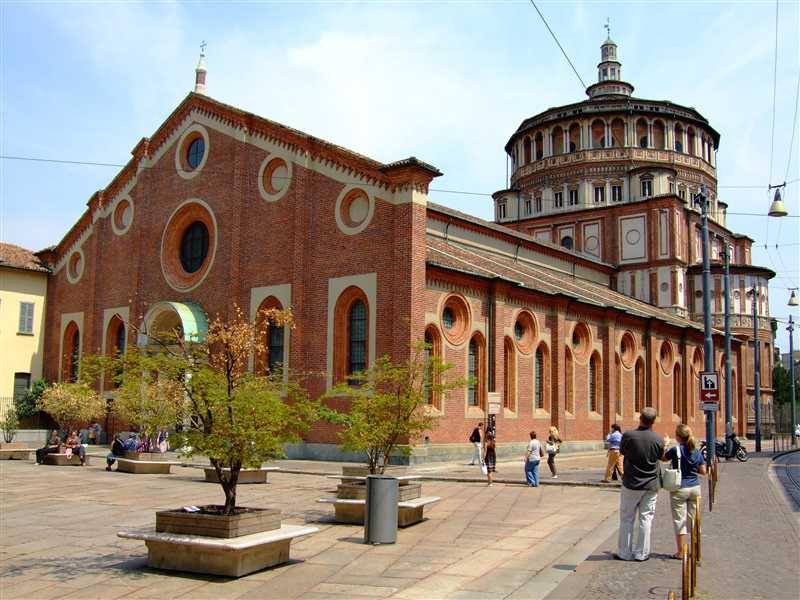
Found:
<box><xmin>255</xmin><ymin>297</ymin><xmax>287</xmax><ymax>377</ymax></box>
<box><xmin>333</xmin><ymin>286</ymin><xmax>369</xmax><ymax>385</ymax></box>
<box><xmin>673</xmin><ymin>365</ymin><xmax>682</xmax><ymax>418</ymax></box>
<box><xmin>105</xmin><ymin>316</ymin><xmax>126</xmax><ymax>390</ymax></box>
<box><xmin>349</xmin><ymin>299</ymin><xmax>367</xmax><ymax>382</ymax></box>
<box><xmin>268</xmin><ymin>317</ymin><xmax>284</xmax><ymax>375</ymax></box>
<box><xmin>504</xmin><ymin>337</ymin><xmax>515</xmax><ymax>411</ymax></box>
<box><xmin>565</xmin><ymin>347</ymin><xmax>574</xmax><ymax>414</ymax></box>
<box><xmin>589</xmin><ymin>353</ymin><xmax>601</xmax><ymax>413</ymax></box>
<box><xmin>423</xmin><ymin>325</ymin><xmax>443</xmax><ymax>409</ymax></box>
<box><xmin>634</xmin><ymin>358</ymin><xmax>645</xmax><ymax>413</ymax></box>
<box><xmin>467</xmin><ymin>334</ymin><xmax>485</xmax><ymax>408</ymax></box>
<box><xmin>61</xmin><ymin>321</ymin><xmax>81</xmax><ymax>382</ymax></box>
<box><xmin>615</xmin><ymin>354</ymin><xmax>622</xmax><ymax>416</ymax></box>
<box><xmin>535</xmin><ymin>348</ymin><xmax>543</xmax><ymax>409</ymax></box>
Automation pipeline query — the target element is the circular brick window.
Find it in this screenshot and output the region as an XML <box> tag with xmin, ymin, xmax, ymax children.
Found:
<box><xmin>66</xmin><ymin>249</ymin><xmax>84</xmax><ymax>284</ymax></box>
<box><xmin>571</xmin><ymin>321</ymin><xmax>591</xmax><ymax>361</ymax></box>
<box><xmin>513</xmin><ymin>309</ymin><xmax>537</xmax><ymax>355</ymax></box>
<box><xmin>258</xmin><ymin>153</ymin><xmax>292</xmax><ymax>202</ymax></box>
<box><xmin>440</xmin><ymin>293</ymin><xmax>471</xmax><ymax>346</ymax></box>
<box><xmin>175</xmin><ymin>125</ymin><xmax>209</xmax><ymax>180</ymax></box>
<box><xmin>620</xmin><ymin>331</ymin><xmax>636</xmax><ymax>368</ymax></box>
<box><xmin>335</xmin><ymin>186</ymin><xmax>374</xmax><ymax>235</ymax></box>
<box><xmin>659</xmin><ymin>340</ymin><xmax>674</xmax><ymax>374</ymax></box>
<box><xmin>112</xmin><ymin>196</ymin><xmax>134</xmax><ymax>235</ymax></box>
<box><xmin>161</xmin><ymin>200</ymin><xmax>217</xmax><ymax>292</ymax></box>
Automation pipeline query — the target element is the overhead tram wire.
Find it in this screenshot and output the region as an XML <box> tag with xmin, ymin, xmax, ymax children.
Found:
<box><xmin>528</xmin><ymin>1</ymin><xmax>587</xmax><ymax>91</ymax></box>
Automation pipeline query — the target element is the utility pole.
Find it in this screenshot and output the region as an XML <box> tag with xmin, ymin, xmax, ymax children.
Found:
<box><xmin>698</xmin><ymin>185</ymin><xmax>716</xmax><ymax>455</ymax></box>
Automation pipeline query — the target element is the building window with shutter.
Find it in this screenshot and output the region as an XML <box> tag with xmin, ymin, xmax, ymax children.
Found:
<box><xmin>554</xmin><ymin>192</ymin><xmax>564</xmax><ymax>208</ymax></box>
<box><xmin>568</xmin><ymin>189</ymin><xmax>579</xmax><ymax>206</ymax></box>
<box><xmin>612</xmin><ymin>185</ymin><xmax>623</xmax><ymax>202</ymax></box>
<box><xmin>18</xmin><ymin>302</ymin><xmax>34</xmax><ymax>334</ymax></box>
<box><xmin>13</xmin><ymin>373</ymin><xmax>31</xmax><ymax>400</ymax></box>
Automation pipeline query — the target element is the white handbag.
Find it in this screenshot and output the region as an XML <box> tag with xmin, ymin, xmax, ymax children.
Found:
<box><xmin>662</xmin><ymin>445</ymin><xmax>682</xmax><ymax>492</ymax></box>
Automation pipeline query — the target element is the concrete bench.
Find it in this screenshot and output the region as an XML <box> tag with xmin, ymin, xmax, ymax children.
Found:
<box><xmin>201</xmin><ymin>466</ymin><xmax>279</xmax><ymax>484</ymax></box>
<box><xmin>117</xmin><ymin>524</ymin><xmax>318</xmax><ymax>577</ymax></box>
<box><xmin>316</xmin><ymin>495</ymin><xmax>441</xmax><ymax>527</ymax></box>
<box><xmin>115</xmin><ymin>458</ymin><xmax>181</xmax><ymax>474</ymax></box>
<box><xmin>42</xmin><ymin>453</ymin><xmax>90</xmax><ymax>466</ymax></box>
<box><xmin>327</xmin><ymin>475</ymin><xmax>421</xmax><ymax>486</ymax></box>
<box><xmin>0</xmin><ymin>448</ymin><xmax>35</xmax><ymax>460</ymax></box>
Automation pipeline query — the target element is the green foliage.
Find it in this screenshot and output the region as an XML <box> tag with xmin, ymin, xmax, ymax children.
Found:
<box><xmin>36</xmin><ymin>382</ymin><xmax>107</xmax><ymax>434</ymax></box>
<box><xmin>1</xmin><ymin>407</ymin><xmax>19</xmax><ymax>443</ymax></box>
<box><xmin>93</xmin><ymin>306</ymin><xmax>317</xmax><ymax>515</ymax></box>
<box><xmin>321</xmin><ymin>339</ymin><xmax>468</xmax><ymax>474</ymax></box>
<box><xmin>14</xmin><ymin>378</ymin><xmax>48</xmax><ymax>418</ymax></box>
<box><xmin>773</xmin><ymin>362</ymin><xmax>799</xmax><ymax>406</ymax></box>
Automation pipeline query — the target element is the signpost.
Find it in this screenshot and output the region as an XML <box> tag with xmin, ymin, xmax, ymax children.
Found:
<box><xmin>699</xmin><ymin>372</ymin><xmax>720</xmax><ymax>412</ymax></box>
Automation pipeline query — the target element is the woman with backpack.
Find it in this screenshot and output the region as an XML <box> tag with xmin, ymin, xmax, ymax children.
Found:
<box><xmin>106</xmin><ymin>433</ymin><xmax>125</xmax><ymax>471</ymax></box>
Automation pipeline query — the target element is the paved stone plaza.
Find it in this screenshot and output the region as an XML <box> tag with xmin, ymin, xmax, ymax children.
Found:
<box><xmin>1</xmin><ymin>448</ymin><xmax>797</xmax><ymax>599</ymax></box>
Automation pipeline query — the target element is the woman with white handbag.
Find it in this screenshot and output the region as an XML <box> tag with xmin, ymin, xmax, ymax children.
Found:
<box><xmin>661</xmin><ymin>424</ymin><xmax>707</xmax><ymax>559</ymax></box>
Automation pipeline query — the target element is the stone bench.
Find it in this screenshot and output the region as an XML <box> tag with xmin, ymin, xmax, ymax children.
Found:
<box><xmin>42</xmin><ymin>453</ymin><xmax>90</xmax><ymax>466</ymax></box>
<box><xmin>118</xmin><ymin>524</ymin><xmax>318</xmax><ymax>578</ymax></box>
<box><xmin>115</xmin><ymin>458</ymin><xmax>181</xmax><ymax>474</ymax></box>
<box><xmin>327</xmin><ymin>475</ymin><xmax>421</xmax><ymax>486</ymax></box>
<box><xmin>0</xmin><ymin>448</ymin><xmax>35</xmax><ymax>460</ymax></box>
<box><xmin>315</xmin><ymin>495</ymin><xmax>441</xmax><ymax>527</ymax></box>
<box><xmin>201</xmin><ymin>466</ymin><xmax>279</xmax><ymax>484</ymax></box>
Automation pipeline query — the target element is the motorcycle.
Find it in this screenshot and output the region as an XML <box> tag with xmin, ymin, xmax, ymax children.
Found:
<box><xmin>700</xmin><ymin>432</ymin><xmax>748</xmax><ymax>462</ymax></box>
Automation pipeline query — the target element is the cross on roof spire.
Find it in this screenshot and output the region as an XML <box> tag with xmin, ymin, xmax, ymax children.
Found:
<box><xmin>200</xmin><ymin>40</ymin><xmax>206</xmax><ymax>55</ymax></box>
<box><xmin>604</xmin><ymin>18</ymin><xmax>610</xmax><ymax>38</ymax></box>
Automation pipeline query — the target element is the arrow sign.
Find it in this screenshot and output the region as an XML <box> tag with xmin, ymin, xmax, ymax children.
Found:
<box><xmin>699</xmin><ymin>372</ymin><xmax>720</xmax><ymax>410</ymax></box>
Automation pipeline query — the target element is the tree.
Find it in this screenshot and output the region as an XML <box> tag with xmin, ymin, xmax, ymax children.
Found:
<box><xmin>96</xmin><ymin>306</ymin><xmax>317</xmax><ymax>515</ymax></box>
<box><xmin>320</xmin><ymin>338</ymin><xmax>467</xmax><ymax>474</ymax></box>
<box><xmin>14</xmin><ymin>378</ymin><xmax>48</xmax><ymax>419</ymax></box>
<box><xmin>36</xmin><ymin>382</ymin><xmax>107</xmax><ymax>434</ymax></box>
<box><xmin>773</xmin><ymin>362</ymin><xmax>800</xmax><ymax>407</ymax></box>
<box><xmin>1</xmin><ymin>407</ymin><xmax>19</xmax><ymax>443</ymax></box>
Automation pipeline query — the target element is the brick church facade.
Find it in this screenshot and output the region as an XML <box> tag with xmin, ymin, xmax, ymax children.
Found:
<box><xmin>35</xmin><ymin>41</ymin><xmax>771</xmax><ymax>460</ymax></box>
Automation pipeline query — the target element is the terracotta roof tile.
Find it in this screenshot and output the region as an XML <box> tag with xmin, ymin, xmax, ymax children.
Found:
<box><xmin>0</xmin><ymin>243</ymin><xmax>51</xmax><ymax>273</ymax></box>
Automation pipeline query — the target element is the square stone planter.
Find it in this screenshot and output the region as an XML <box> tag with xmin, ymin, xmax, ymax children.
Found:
<box><xmin>337</xmin><ymin>482</ymin><xmax>421</xmax><ymax>501</ymax></box>
<box><xmin>124</xmin><ymin>451</ymin><xmax>167</xmax><ymax>461</ymax></box>
<box><xmin>155</xmin><ymin>506</ymin><xmax>281</xmax><ymax>538</ymax></box>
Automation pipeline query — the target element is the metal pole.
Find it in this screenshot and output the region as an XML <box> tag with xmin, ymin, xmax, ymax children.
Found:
<box><xmin>699</xmin><ymin>187</ymin><xmax>715</xmax><ymax>455</ymax></box>
<box><xmin>752</xmin><ymin>285</ymin><xmax>762</xmax><ymax>452</ymax></box>
<box><xmin>789</xmin><ymin>316</ymin><xmax>796</xmax><ymax>446</ymax></box>
<box><xmin>723</xmin><ymin>249</ymin><xmax>733</xmax><ymax>454</ymax></box>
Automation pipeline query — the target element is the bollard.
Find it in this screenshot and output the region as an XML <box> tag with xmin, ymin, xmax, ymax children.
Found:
<box><xmin>364</xmin><ymin>475</ymin><xmax>398</xmax><ymax>545</ymax></box>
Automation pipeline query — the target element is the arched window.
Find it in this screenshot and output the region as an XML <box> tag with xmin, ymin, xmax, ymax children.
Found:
<box><xmin>652</xmin><ymin>119</ymin><xmax>665</xmax><ymax>149</ymax></box>
<box><xmin>256</xmin><ymin>297</ymin><xmax>287</xmax><ymax>377</ymax></box>
<box><xmin>591</xmin><ymin>120</ymin><xmax>605</xmax><ymax>149</ymax></box>
<box><xmin>568</xmin><ymin>122</ymin><xmax>581</xmax><ymax>152</ymax></box>
<box><xmin>687</xmin><ymin>127</ymin><xmax>697</xmax><ymax>156</ymax></box>
<box><xmin>468</xmin><ymin>334</ymin><xmax>485</xmax><ymax>408</ymax></box>
<box><xmin>634</xmin><ymin>358</ymin><xmax>645</xmax><ymax>413</ymax></box>
<box><xmin>333</xmin><ymin>286</ymin><xmax>369</xmax><ymax>385</ymax></box>
<box><xmin>610</xmin><ymin>118</ymin><xmax>626</xmax><ymax>147</ymax></box>
<box><xmin>62</xmin><ymin>321</ymin><xmax>81</xmax><ymax>382</ymax></box>
<box><xmin>673</xmin><ymin>365</ymin><xmax>682</xmax><ymax>417</ymax></box>
<box><xmin>504</xmin><ymin>337</ymin><xmax>515</xmax><ymax>411</ymax></box>
<box><xmin>674</xmin><ymin>124</ymin><xmax>684</xmax><ymax>153</ymax></box>
<box><xmin>349</xmin><ymin>300</ymin><xmax>367</xmax><ymax>381</ymax></box>
<box><xmin>589</xmin><ymin>353</ymin><xmax>601</xmax><ymax>413</ymax></box>
<box><xmin>636</xmin><ymin>118</ymin><xmax>648</xmax><ymax>148</ymax></box>
<box><xmin>424</xmin><ymin>325</ymin><xmax>443</xmax><ymax>409</ymax></box>
<box><xmin>535</xmin><ymin>133</ymin><xmax>544</xmax><ymax>160</ymax></box>
<box><xmin>565</xmin><ymin>347</ymin><xmax>574</xmax><ymax>414</ymax></box>
<box><xmin>552</xmin><ymin>127</ymin><xmax>564</xmax><ymax>156</ymax></box>
<box><xmin>524</xmin><ymin>136</ymin><xmax>532</xmax><ymax>163</ymax></box>
<box><xmin>105</xmin><ymin>316</ymin><xmax>126</xmax><ymax>390</ymax></box>
<box><xmin>615</xmin><ymin>354</ymin><xmax>622</xmax><ymax>417</ymax></box>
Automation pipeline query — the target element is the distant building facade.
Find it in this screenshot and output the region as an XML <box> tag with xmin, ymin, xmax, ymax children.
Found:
<box><xmin>0</xmin><ymin>244</ymin><xmax>49</xmax><ymax>416</ymax></box>
<box><xmin>492</xmin><ymin>37</ymin><xmax>774</xmax><ymax>438</ymax></box>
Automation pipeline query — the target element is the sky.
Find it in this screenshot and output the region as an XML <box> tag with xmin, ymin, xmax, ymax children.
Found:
<box><xmin>1</xmin><ymin>0</ymin><xmax>798</xmax><ymax>352</ymax></box>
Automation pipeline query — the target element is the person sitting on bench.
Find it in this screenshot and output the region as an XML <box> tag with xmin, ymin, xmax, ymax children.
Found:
<box><xmin>35</xmin><ymin>430</ymin><xmax>61</xmax><ymax>464</ymax></box>
<box><xmin>64</xmin><ymin>430</ymin><xmax>87</xmax><ymax>466</ymax></box>
<box><xmin>106</xmin><ymin>433</ymin><xmax>125</xmax><ymax>471</ymax></box>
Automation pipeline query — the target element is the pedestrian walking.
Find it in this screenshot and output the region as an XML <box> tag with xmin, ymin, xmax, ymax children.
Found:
<box><xmin>469</xmin><ymin>423</ymin><xmax>483</xmax><ymax>465</ymax></box>
<box><xmin>615</xmin><ymin>407</ymin><xmax>668</xmax><ymax>562</ymax></box>
<box><xmin>662</xmin><ymin>424</ymin><xmax>706</xmax><ymax>559</ymax></box>
<box><xmin>524</xmin><ymin>431</ymin><xmax>544</xmax><ymax>486</ymax></box>
<box><xmin>603</xmin><ymin>423</ymin><xmax>624</xmax><ymax>483</ymax></box>
<box><xmin>545</xmin><ymin>426</ymin><xmax>562</xmax><ymax>478</ymax></box>
<box><xmin>157</xmin><ymin>426</ymin><xmax>169</xmax><ymax>453</ymax></box>
<box><xmin>483</xmin><ymin>432</ymin><xmax>496</xmax><ymax>486</ymax></box>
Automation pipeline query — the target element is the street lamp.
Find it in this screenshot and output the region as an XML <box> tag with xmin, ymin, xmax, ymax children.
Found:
<box><xmin>768</xmin><ymin>184</ymin><xmax>788</xmax><ymax>217</ymax></box>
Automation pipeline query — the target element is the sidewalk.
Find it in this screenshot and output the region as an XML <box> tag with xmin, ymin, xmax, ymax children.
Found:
<box><xmin>1</xmin><ymin>445</ymin><xmax>796</xmax><ymax>599</ymax></box>
<box><xmin>547</xmin><ymin>450</ymin><xmax>800</xmax><ymax>600</ymax></box>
